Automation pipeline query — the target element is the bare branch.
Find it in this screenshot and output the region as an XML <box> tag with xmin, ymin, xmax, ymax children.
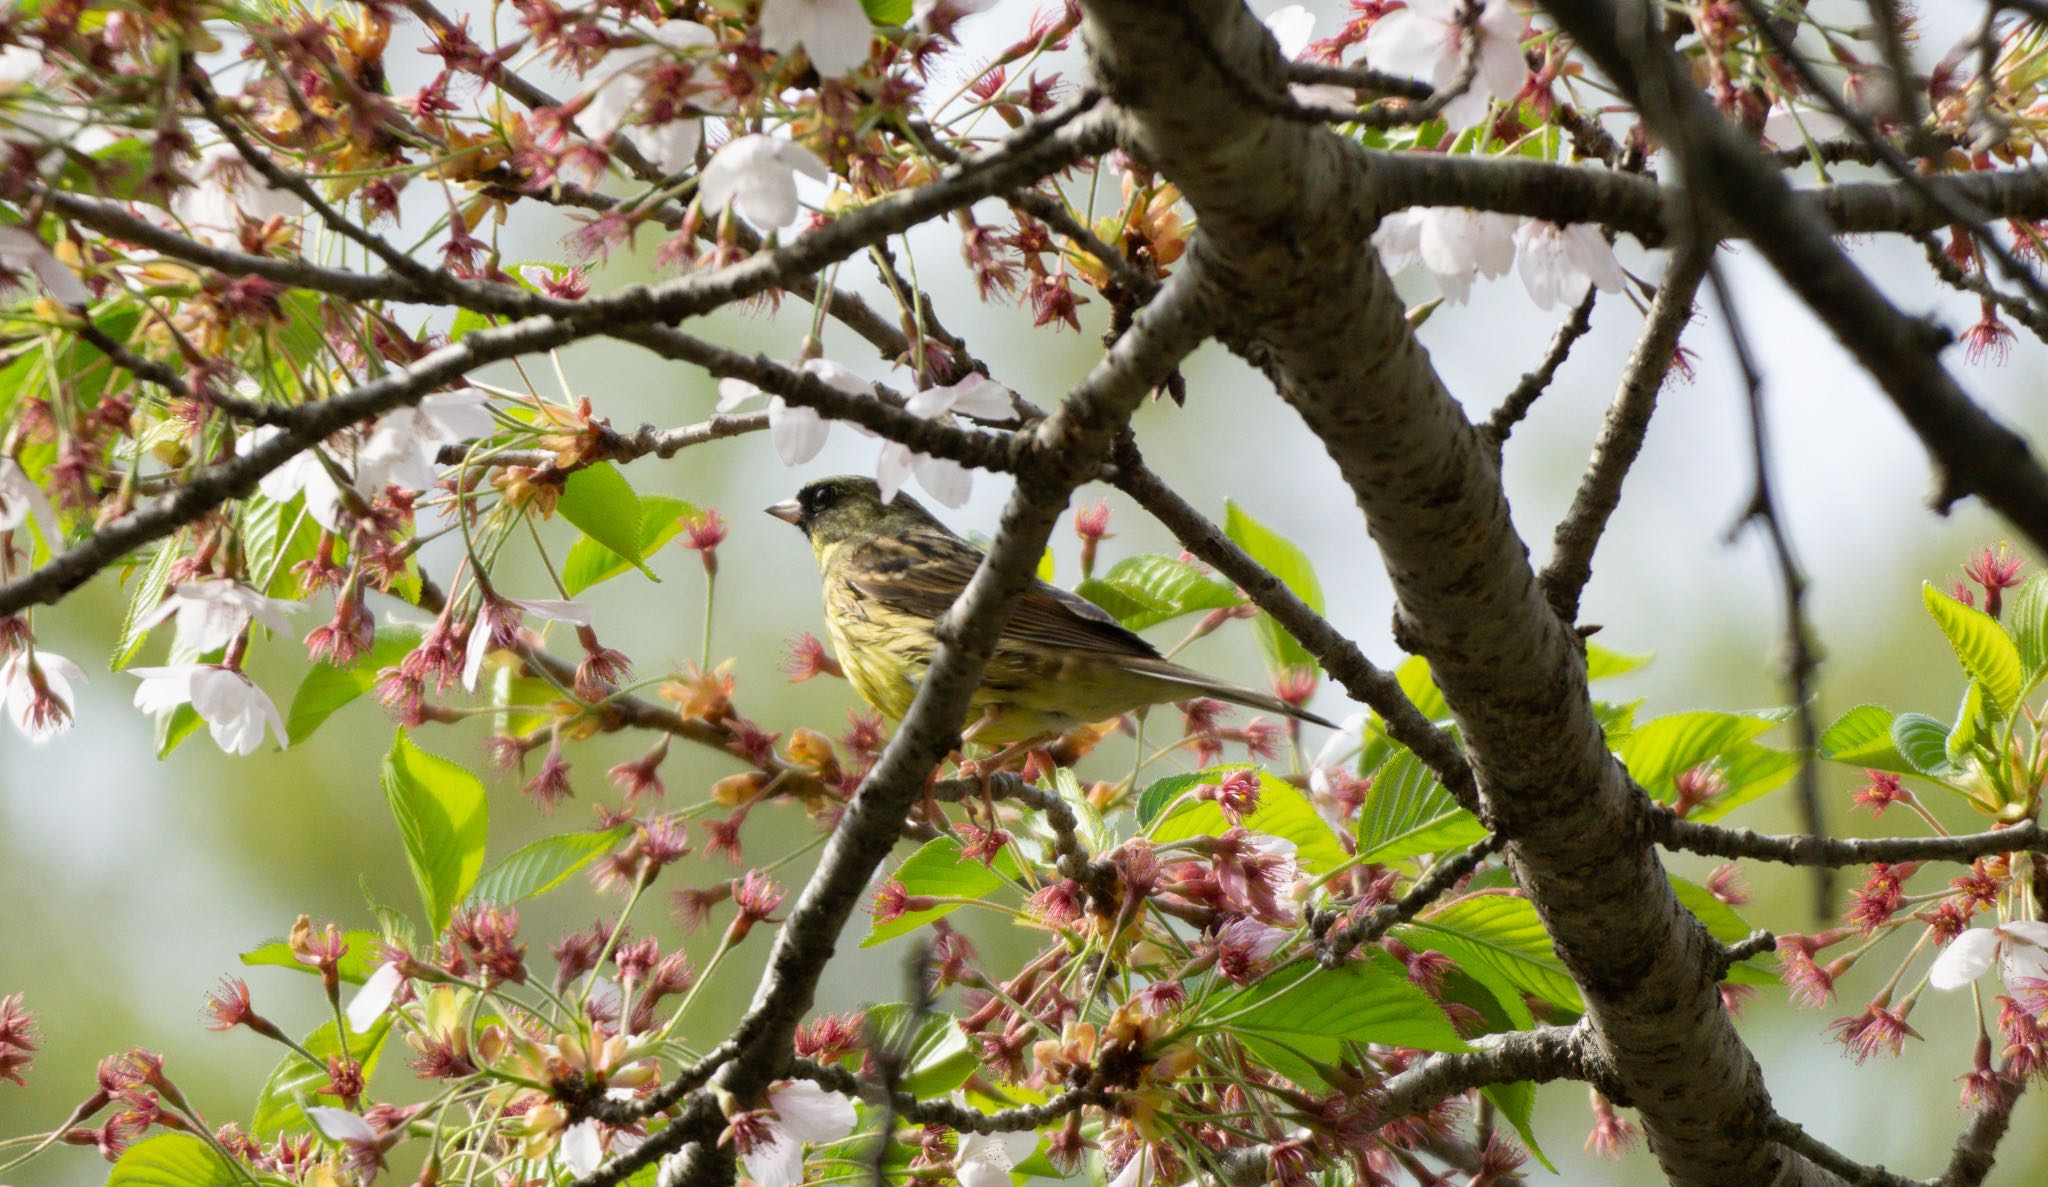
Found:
<box><xmin>1656</xmin><ymin>812</ymin><xmax>2045</xmax><ymax>867</ymax></box>
<box><xmin>1315</xmin><ymin>834</ymin><xmax>1503</xmax><ymax>964</ymax></box>
<box><xmin>1483</xmin><ymin>286</ymin><xmax>1599</xmax><ymax>453</ymax></box>
<box><xmin>1542</xmin><ymin>250</ymin><xmax>1708</xmax><ymax>622</ymax></box>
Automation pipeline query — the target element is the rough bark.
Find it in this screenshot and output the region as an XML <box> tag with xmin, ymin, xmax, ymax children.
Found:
<box><xmin>1075</xmin><ymin>2</ymin><xmax>1827</xmax><ymax>1182</ymax></box>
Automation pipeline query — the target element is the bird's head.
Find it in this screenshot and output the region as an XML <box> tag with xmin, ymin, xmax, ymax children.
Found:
<box><xmin>766</xmin><ymin>475</ymin><xmax>941</xmax><ymax>550</ymax></box>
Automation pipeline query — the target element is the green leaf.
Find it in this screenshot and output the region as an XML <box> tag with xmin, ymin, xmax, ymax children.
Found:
<box><xmin>860</xmin><ymin>0</ymin><xmax>911</xmax><ymax>22</ymax></box>
<box><xmin>1482</xmin><ymin>1081</ymin><xmax>1552</xmax><ymax>1171</ymax></box>
<box><xmin>1618</xmin><ymin>711</ymin><xmax>1798</xmax><ymax>820</ymax></box>
<box><xmin>1149</xmin><ymin>766</ymin><xmax>1349</xmax><ymax>874</ymax></box>
<box><xmin>1923</xmin><ymin>582</ymin><xmax>2023</xmax><ymax>718</ymax></box>
<box><xmin>1951</xmin><ymin>681</ymin><xmax>1987</xmax><ymax>760</ymax></box>
<box><xmin>864</xmin><ymin>1004</ymin><xmax>979</xmax><ymax>1097</ymax></box>
<box><xmin>556</xmin><ymin>463</ymin><xmax>652</xmax><ymax>579</ymax></box>
<box><xmin>250</xmin><ymin>1015</ymin><xmax>393</xmax><ymax>1137</ymax></box>
<box><xmin>241</xmin><ymin>495</ymin><xmax>322</xmax><ymax>598</ymax></box>
<box><xmin>382</xmin><ymin>729</ymin><xmax>489</xmax><ymax>935</ymax></box>
<box><xmin>59</xmin><ymin>137</ymin><xmax>157</xmax><ymax>204</ymax></box>
<box><xmin>108</xmin><ymin>1134</ymin><xmax>252</xmax><ymax>1187</ymax></box>
<box><xmin>466</xmin><ymin>826</ymin><xmax>632</xmax><ymax>906</ymax></box>
<box><xmin>1224</xmin><ymin>501</ymin><xmax>1322</xmax><ymax>675</ymax></box>
<box><xmin>1585</xmin><ymin>643</ymin><xmax>1652</xmax><ymax>681</ymax></box>
<box><xmin>286</xmin><ymin>629</ymin><xmax>421</xmax><ymax>745</ymax></box>
<box><xmin>1355</xmin><ymin>748</ymin><xmax>1487</xmax><ymax>863</ymax></box>
<box><xmin>2009</xmin><ymin>572</ymin><xmax>2048</xmax><ymax>677</ymax></box>
<box><xmin>155</xmin><ymin>702</ymin><xmax>204</xmax><ymax>758</ymax></box>
<box><xmin>1819</xmin><ymin>704</ymin><xmax>1912</xmax><ymax>774</ymax></box>
<box><xmin>239</xmin><ymin>928</ymin><xmax>381</xmax><ymax>985</ymax></box>
<box><xmin>863</xmin><ymin>836</ymin><xmax>1007</xmax><ymax>947</ymax></box>
<box><xmin>1399</xmin><ymin>895</ymin><xmax>1582</xmax><ymax>1013</ymax></box>
<box><xmin>1393</xmin><ymin>655</ymin><xmax>1449</xmax><ymax>722</ymax></box>
<box><xmin>1136</xmin><ymin>769</ymin><xmax>1213</xmax><ymax>827</ymax></box>
<box><xmin>111</xmin><ymin>543</ymin><xmax>179</xmax><ymax>670</ymax></box>
<box><xmin>1075</xmin><ymin>554</ymin><xmax>1245</xmax><ymax>631</ymax></box>
<box><xmin>1891</xmin><ymin>712</ymin><xmax>1957</xmax><ymax>777</ymax></box>
<box><xmin>562</xmin><ymin>495</ymin><xmax>697</xmax><ymax>595</ymax></box>
<box><xmin>1215</xmin><ymin>953</ymin><xmax>1468</xmax><ymax>1086</ymax></box>
<box><xmin>448</xmin><ymin>307</ymin><xmax>495</xmax><ymax>342</ymax></box>
<box><xmin>1669</xmin><ymin>877</ymin><xmax>1776</xmax><ymax>987</ymax></box>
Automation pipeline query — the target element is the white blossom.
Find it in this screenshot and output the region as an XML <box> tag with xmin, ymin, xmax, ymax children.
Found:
<box><xmin>306</xmin><ymin>1106</ymin><xmax>380</xmax><ymax>1146</ymax></box>
<box><xmin>0</xmin><ymin>226</ymin><xmax>90</xmax><ymax>306</ymax></box>
<box><xmin>717</xmin><ymin>358</ymin><xmax>871</xmax><ymax>465</ymax></box>
<box><xmin>715</xmin><ymin>1081</ymin><xmax>858</xmax><ymax>1187</ymax></box>
<box><xmin>169</xmin><ymin>145</ymin><xmax>304</xmax><ymax>244</ymax></box>
<box><xmin>2</xmin><ymin>650</ymin><xmax>83</xmax><ymax>744</ymax></box>
<box><xmin>1512</xmin><ymin>219</ymin><xmax>1627</xmax><ymax>310</ymax></box>
<box><xmin>873</xmin><ymin>374</ymin><xmax>1013</xmax><ymax>507</ymax></box>
<box><xmin>0</xmin><ymin>456</ymin><xmax>57</xmax><ymax>538</ymax></box>
<box><xmin>130</xmin><ymin>664</ymin><xmax>288</xmax><ymax>756</ymax></box>
<box><xmin>247</xmin><ymin>425</ymin><xmax>352</xmax><ymax>531</ymax></box>
<box><xmin>1362</xmin><ymin>0</ymin><xmax>1528</xmax><ymax>131</ymax></box>
<box><xmin>138</xmin><ymin>579</ymin><xmax>300</xmax><ymax>654</ymax></box>
<box><xmin>698</xmin><ymin>133</ymin><xmax>830</xmax><ymax>229</ymax></box>
<box><xmin>580</xmin><ymin>22</ymin><xmax>718</xmax><ymax>173</ymax></box>
<box><xmin>559</xmin><ymin>1120</ymin><xmax>604</xmax><ymax>1177</ymax></box>
<box><xmin>955</xmin><ymin>1123</ymin><xmax>1036</xmax><ymax>1187</ymax></box>
<box><xmin>357</xmin><ymin>388</ymin><xmax>497</xmax><ymax>493</ymax></box>
<box><xmin>1109</xmin><ymin>1146</ymin><xmax>1154</xmax><ymax>1187</ymax></box>
<box><xmin>344</xmin><ymin>963</ymin><xmax>404</xmax><ymax>1032</ymax></box>
<box><xmin>1929</xmin><ymin>920</ymin><xmax>2048</xmax><ymax>991</ymax></box>
<box><xmin>1373</xmin><ymin>206</ymin><xmax>1515</xmax><ymax>302</ymax></box>
<box><xmin>758</xmin><ymin>0</ymin><xmax>874</xmax><ymax>78</ymax></box>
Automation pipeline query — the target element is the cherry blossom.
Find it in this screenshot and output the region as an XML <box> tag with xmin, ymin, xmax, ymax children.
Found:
<box><xmin>873</xmin><ymin>374</ymin><xmax>1013</xmax><ymax>507</ymax></box>
<box><xmin>698</xmin><ymin>134</ymin><xmax>831</xmax><ymax>230</ymax></box>
<box><xmin>1372</xmin><ymin>206</ymin><xmax>1516</xmax><ymax>302</ymax></box>
<box><xmin>0</xmin><ymin>456</ymin><xmax>57</xmax><ymax>537</ymax></box>
<box><xmin>138</xmin><ymin>579</ymin><xmax>301</xmax><ymax>654</ymax></box>
<box><xmin>705</xmin><ymin>1080</ymin><xmax>857</xmax><ymax>1187</ymax></box>
<box><xmin>1363</xmin><ymin>0</ymin><xmax>1528</xmax><ymax>131</ymax></box>
<box><xmin>358</xmin><ymin>388</ymin><xmax>497</xmax><ymax>493</ymax></box>
<box><xmin>0</xmin><ymin>226</ymin><xmax>90</xmax><ymax>306</ymax></box>
<box><xmin>579</xmin><ymin>22</ymin><xmax>718</xmax><ymax>173</ymax></box>
<box><xmin>717</xmin><ymin>358</ymin><xmax>870</xmax><ymax>465</ymax></box>
<box><xmin>758</xmin><ymin>0</ymin><xmax>873</xmax><ymax>79</ymax></box>
<box><xmin>2</xmin><ymin>650</ymin><xmax>83</xmax><ymax>744</ymax></box>
<box><xmin>247</xmin><ymin>426</ymin><xmax>353</xmax><ymax>531</ymax></box>
<box><xmin>955</xmin><ymin>1123</ymin><xmax>1037</xmax><ymax>1187</ymax></box>
<box><xmin>130</xmin><ymin>664</ymin><xmax>288</xmax><ymax>756</ymax></box>
<box><xmin>344</xmin><ymin>963</ymin><xmax>405</xmax><ymax>1031</ymax></box>
<box><xmin>1928</xmin><ymin>920</ymin><xmax>2048</xmax><ymax>990</ymax></box>
<box><xmin>168</xmin><ymin>145</ymin><xmax>304</xmax><ymax>244</ymax></box>
<box><xmin>1512</xmin><ymin>219</ymin><xmax>1628</xmax><ymax>310</ymax></box>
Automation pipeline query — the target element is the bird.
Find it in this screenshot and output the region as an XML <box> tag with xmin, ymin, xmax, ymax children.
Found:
<box><xmin>767</xmin><ymin>475</ymin><xmax>1338</xmax><ymax>747</ymax></box>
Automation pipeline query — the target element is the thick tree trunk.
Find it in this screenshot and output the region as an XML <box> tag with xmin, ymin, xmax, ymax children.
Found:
<box><xmin>1075</xmin><ymin>2</ymin><xmax>1832</xmax><ymax>1182</ymax></box>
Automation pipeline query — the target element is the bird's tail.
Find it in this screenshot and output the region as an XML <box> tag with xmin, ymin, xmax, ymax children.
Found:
<box><xmin>1123</xmin><ymin>656</ymin><xmax>1339</xmax><ymax>729</ymax></box>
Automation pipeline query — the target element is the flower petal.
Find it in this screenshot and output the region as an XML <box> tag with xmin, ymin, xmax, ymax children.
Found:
<box><xmin>1929</xmin><ymin>927</ymin><xmax>2001</xmax><ymax>990</ymax></box>
<box><xmin>345</xmin><ymin>963</ymin><xmax>403</xmax><ymax>1032</ymax></box>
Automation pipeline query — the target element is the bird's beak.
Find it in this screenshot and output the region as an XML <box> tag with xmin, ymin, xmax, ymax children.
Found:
<box><xmin>765</xmin><ymin>499</ymin><xmax>803</xmax><ymax>526</ymax></box>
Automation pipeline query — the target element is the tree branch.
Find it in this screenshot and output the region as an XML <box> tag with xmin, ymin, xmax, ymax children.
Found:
<box><xmin>1542</xmin><ymin>250</ymin><xmax>1709</xmax><ymax>622</ymax></box>
<box><xmin>1656</xmin><ymin>813</ymin><xmax>2045</xmax><ymax>867</ymax></box>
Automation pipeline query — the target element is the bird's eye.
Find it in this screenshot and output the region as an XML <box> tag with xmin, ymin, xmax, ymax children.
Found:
<box><xmin>808</xmin><ymin>487</ymin><xmax>837</xmax><ymax>513</ymax></box>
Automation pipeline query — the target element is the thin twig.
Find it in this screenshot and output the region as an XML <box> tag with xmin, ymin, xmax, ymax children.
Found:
<box><xmin>1542</xmin><ymin>250</ymin><xmax>1709</xmax><ymax>622</ymax></box>
<box><xmin>1655</xmin><ymin>811</ymin><xmax>2044</xmax><ymax>867</ymax></box>
<box><xmin>1705</xmin><ymin>259</ymin><xmax>1829</xmax><ymax>920</ymax></box>
<box><xmin>1483</xmin><ymin>287</ymin><xmax>1599</xmax><ymax>454</ymax></box>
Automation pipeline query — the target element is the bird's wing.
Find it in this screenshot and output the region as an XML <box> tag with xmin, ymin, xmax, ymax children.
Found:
<box><xmin>843</xmin><ymin>524</ymin><xmax>1162</xmax><ymax>659</ymax></box>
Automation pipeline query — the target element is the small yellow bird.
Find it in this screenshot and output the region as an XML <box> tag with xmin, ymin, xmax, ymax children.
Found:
<box><xmin>768</xmin><ymin>476</ymin><xmax>1336</xmax><ymax>745</ymax></box>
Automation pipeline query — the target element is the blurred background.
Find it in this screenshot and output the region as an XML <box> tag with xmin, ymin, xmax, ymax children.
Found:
<box><xmin>3</xmin><ymin>0</ymin><xmax>2043</xmax><ymax>1182</ymax></box>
